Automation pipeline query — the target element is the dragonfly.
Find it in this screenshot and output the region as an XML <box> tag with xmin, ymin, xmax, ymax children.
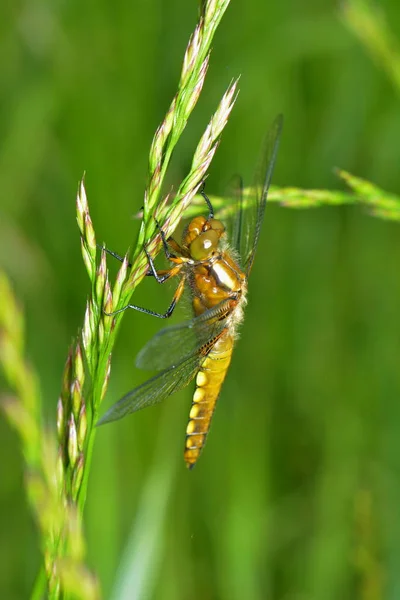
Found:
<box><xmin>98</xmin><ymin>115</ymin><xmax>283</xmax><ymax>468</ymax></box>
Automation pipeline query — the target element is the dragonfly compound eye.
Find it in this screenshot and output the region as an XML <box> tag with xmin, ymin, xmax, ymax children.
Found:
<box><xmin>190</xmin><ymin>229</ymin><xmax>221</xmax><ymax>260</ymax></box>
<box><xmin>208</xmin><ymin>219</ymin><xmax>225</xmax><ymax>234</ymax></box>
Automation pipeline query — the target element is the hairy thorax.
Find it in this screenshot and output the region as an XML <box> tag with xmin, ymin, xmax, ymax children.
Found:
<box><xmin>188</xmin><ymin>250</ymin><xmax>247</xmax><ymax>321</ymax></box>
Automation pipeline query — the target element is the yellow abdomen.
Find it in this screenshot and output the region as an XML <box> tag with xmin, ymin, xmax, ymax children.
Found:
<box><xmin>184</xmin><ymin>333</ymin><xmax>234</xmax><ymax>468</ymax></box>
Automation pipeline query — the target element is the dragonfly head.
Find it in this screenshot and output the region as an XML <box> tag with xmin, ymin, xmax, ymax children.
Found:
<box><xmin>185</xmin><ymin>216</ymin><xmax>225</xmax><ymax>260</ymax></box>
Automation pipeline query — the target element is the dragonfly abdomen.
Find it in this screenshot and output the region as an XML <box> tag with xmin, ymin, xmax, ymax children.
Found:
<box><xmin>184</xmin><ymin>332</ymin><xmax>234</xmax><ymax>469</ymax></box>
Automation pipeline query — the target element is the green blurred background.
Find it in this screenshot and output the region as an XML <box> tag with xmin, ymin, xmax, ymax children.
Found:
<box><xmin>2</xmin><ymin>0</ymin><xmax>400</xmax><ymax>598</ymax></box>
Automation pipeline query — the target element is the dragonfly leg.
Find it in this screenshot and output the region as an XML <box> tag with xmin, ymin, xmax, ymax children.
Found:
<box><xmin>97</xmin><ymin>244</ymin><xmax>132</xmax><ymax>268</ymax></box>
<box><xmin>105</xmin><ymin>274</ymin><xmax>186</xmax><ymax>319</ymax></box>
<box><xmin>100</xmin><ymin>218</ymin><xmax>188</xmax><ymax>316</ymax></box>
<box><xmin>153</xmin><ymin>218</ymin><xmax>187</xmax><ymax>262</ymax></box>
<box><xmin>96</xmin><ymin>239</ymin><xmax>182</xmax><ymax>283</ymax></box>
<box><xmin>200</xmin><ymin>182</ymin><xmax>214</xmax><ymax>220</ymax></box>
<box><xmin>145</xmin><ymin>245</ymin><xmax>168</xmax><ymax>282</ymax></box>
<box><xmin>144</xmin><ymin>246</ymin><xmax>185</xmax><ymax>283</ymax></box>
<box><xmin>154</xmin><ymin>218</ymin><xmax>177</xmax><ymax>260</ymax></box>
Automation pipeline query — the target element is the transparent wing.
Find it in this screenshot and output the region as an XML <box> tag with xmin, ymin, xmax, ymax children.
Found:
<box><xmin>228</xmin><ymin>174</ymin><xmax>245</xmax><ymax>262</ymax></box>
<box><xmin>97</xmin><ymin>353</ymin><xmax>201</xmax><ymax>425</ymax></box>
<box><xmin>135</xmin><ymin>299</ymin><xmax>233</xmax><ymax>371</ymax></box>
<box><xmin>242</xmin><ymin>114</ymin><xmax>283</xmax><ymax>276</ymax></box>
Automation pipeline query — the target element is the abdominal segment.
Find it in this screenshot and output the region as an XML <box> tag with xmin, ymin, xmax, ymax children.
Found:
<box><xmin>184</xmin><ymin>333</ymin><xmax>234</xmax><ymax>468</ymax></box>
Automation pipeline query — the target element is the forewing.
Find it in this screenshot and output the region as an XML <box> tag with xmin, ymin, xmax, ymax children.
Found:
<box><xmin>97</xmin><ymin>353</ymin><xmax>201</xmax><ymax>425</ymax></box>
<box><xmin>228</xmin><ymin>174</ymin><xmax>245</xmax><ymax>262</ymax></box>
<box><xmin>242</xmin><ymin>114</ymin><xmax>283</xmax><ymax>276</ymax></box>
<box><xmin>136</xmin><ymin>299</ymin><xmax>233</xmax><ymax>371</ymax></box>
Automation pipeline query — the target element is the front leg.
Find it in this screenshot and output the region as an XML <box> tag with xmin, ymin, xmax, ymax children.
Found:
<box><xmin>144</xmin><ymin>245</ymin><xmax>186</xmax><ymax>283</ymax></box>
<box><xmin>97</xmin><ymin>244</ymin><xmax>132</xmax><ymax>268</ymax></box>
<box><xmin>105</xmin><ymin>274</ymin><xmax>187</xmax><ymax>319</ymax></box>
<box><xmin>145</xmin><ymin>218</ymin><xmax>188</xmax><ymax>282</ymax></box>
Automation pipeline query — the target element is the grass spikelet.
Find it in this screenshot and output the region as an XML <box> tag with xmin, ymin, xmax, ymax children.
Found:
<box><xmin>0</xmin><ymin>272</ymin><xmax>98</xmax><ymax>599</ymax></box>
